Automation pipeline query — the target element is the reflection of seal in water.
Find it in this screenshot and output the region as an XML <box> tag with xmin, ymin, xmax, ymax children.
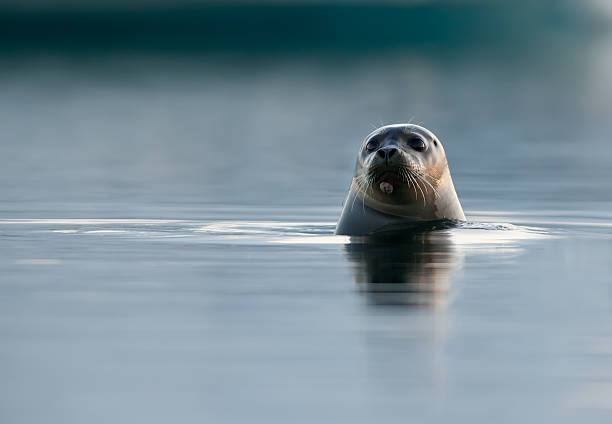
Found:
<box><xmin>335</xmin><ymin>124</ymin><xmax>466</xmax><ymax>236</ymax></box>
<box><xmin>344</xmin><ymin>231</ymin><xmax>462</xmax><ymax>308</ymax></box>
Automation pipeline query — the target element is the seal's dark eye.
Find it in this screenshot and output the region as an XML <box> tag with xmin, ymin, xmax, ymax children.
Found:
<box><xmin>408</xmin><ymin>137</ymin><xmax>426</xmax><ymax>152</ymax></box>
<box><xmin>366</xmin><ymin>140</ymin><xmax>379</xmax><ymax>151</ymax></box>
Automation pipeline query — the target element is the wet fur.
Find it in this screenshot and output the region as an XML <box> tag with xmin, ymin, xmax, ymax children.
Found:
<box><xmin>336</xmin><ymin>124</ymin><xmax>465</xmax><ymax>236</ymax></box>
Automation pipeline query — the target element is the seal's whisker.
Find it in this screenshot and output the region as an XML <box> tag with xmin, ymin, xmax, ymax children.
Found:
<box><xmin>406</xmin><ymin>173</ymin><xmax>419</xmax><ymax>204</ymax></box>
<box><xmin>405</xmin><ymin>172</ymin><xmax>418</xmax><ymax>201</ymax></box>
<box><xmin>360</xmin><ymin>176</ymin><xmax>368</xmax><ymax>213</ymax></box>
<box><xmin>411</xmin><ymin>173</ymin><xmax>427</xmax><ymax>206</ymax></box>
<box><xmin>408</xmin><ymin>173</ymin><xmax>418</xmax><ymax>199</ymax></box>
<box><xmin>415</xmin><ymin>172</ymin><xmax>429</xmax><ymax>194</ymax></box>
<box><xmin>350</xmin><ymin>176</ymin><xmax>365</xmax><ymax>212</ymax></box>
<box><xmin>400</xmin><ymin>169</ymin><xmax>418</xmax><ymax>199</ymax></box>
<box><xmin>417</xmin><ymin>172</ymin><xmax>441</xmax><ymax>198</ymax></box>
<box><xmin>421</xmin><ymin>177</ymin><xmax>439</xmax><ymax>198</ymax></box>
<box><xmin>353</xmin><ymin>173</ymin><xmax>378</xmax><ymax>214</ymax></box>
<box><xmin>361</xmin><ymin>188</ymin><xmax>366</xmax><ymax>213</ymax></box>
<box><xmin>398</xmin><ymin>167</ymin><xmax>425</xmax><ymax>205</ymax></box>
<box><xmin>400</xmin><ymin>166</ymin><xmax>440</xmax><ymax>200</ymax></box>
<box><xmin>350</xmin><ymin>186</ymin><xmax>359</xmax><ymax>212</ymax></box>
<box><xmin>414</xmin><ymin>173</ymin><xmax>430</xmax><ymax>194</ymax></box>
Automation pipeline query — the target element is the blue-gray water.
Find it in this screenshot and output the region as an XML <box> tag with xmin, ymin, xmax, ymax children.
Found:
<box><xmin>3</xmin><ymin>9</ymin><xmax>612</xmax><ymax>422</ymax></box>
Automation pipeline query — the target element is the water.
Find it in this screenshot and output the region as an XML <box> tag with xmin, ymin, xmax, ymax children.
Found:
<box><xmin>2</xmin><ymin>13</ymin><xmax>612</xmax><ymax>423</ymax></box>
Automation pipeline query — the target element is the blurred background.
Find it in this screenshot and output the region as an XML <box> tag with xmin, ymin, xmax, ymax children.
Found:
<box><xmin>2</xmin><ymin>2</ymin><xmax>612</xmax><ymax>424</ymax></box>
<box><xmin>1</xmin><ymin>0</ymin><xmax>611</xmax><ymax>217</ymax></box>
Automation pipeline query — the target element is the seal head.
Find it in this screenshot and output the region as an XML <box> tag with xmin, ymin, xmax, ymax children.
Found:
<box><xmin>335</xmin><ymin>124</ymin><xmax>466</xmax><ymax>236</ymax></box>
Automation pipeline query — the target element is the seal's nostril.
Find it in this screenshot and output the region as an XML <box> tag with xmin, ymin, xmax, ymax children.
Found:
<box><xmin>376</xmin><ymin>147</ymin><xmax>398</xmax><ymax>160</ymax></box>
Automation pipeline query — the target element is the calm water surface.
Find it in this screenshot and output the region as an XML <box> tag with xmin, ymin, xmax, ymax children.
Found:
<box><xmin>1</xmin><ymin>45</ymin><xmax>612</xmax><ymax>423</ymax></box>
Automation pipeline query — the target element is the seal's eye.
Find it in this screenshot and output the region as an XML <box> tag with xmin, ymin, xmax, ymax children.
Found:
<box><xmin>366</xmin><ymin>140</ymin><xmax>379</xmax><ymax>151</ymax></box>
<box><xmin>408</xmin><ymin>137</ymin><xmax>426</xmax><ymax>152</ymax></box>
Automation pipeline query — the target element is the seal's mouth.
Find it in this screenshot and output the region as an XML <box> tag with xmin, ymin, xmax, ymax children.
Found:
<box><xmin>361</xmin><ymin>163</ymin><xmax>425</xmax><ymax>197</ymax></box>
<box><xmin>372</xmin><ymin>170</ymin><xmax>401</xmax><ymax>195</ymax></box>
<box><xmin>379</xmin><ymin>181</ymin><xmax>394</xmax><ymax>194</ymax></box>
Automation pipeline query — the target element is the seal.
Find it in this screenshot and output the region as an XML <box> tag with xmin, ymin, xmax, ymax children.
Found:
<box><xmin>335</xmin><ymin>124</ymin><xmax>466</xmax><ymax>236</ymax></box>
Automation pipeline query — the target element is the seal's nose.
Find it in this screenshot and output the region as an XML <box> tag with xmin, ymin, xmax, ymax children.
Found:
<box><xmin>376</xmin><ymin>147</ymin><xmax>398</xmax><ymax>161</ymax></box>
